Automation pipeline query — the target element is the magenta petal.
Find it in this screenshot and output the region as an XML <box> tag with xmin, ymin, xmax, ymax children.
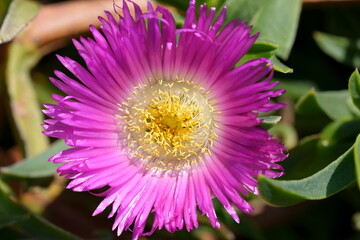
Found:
<box><xmin>43</xmin><ymin>1</ymin><xmax>287</xmax><ymax>239</ymax></box>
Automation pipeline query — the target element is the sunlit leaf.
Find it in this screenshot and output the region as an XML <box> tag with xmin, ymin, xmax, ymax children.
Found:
<box><xmin>0</xmin><ymin>181</ymin><xmax>82</xmax><ymax>239</ymax></box>
<box><xmin>239</xmin><ymin>52</ymin><xmax>272</xmax><ymax>65</ymax></box>
<box><xmin>349</xmin><ymin>69</ymin><xmax>360</xmax><ymax>111</ymax></box>
<box><xmin>6</xmin><ymin>42</ymin><xmax>49</xmax><ymax>157</ymax></box>
<box><xmin>314</xmin><ymin>32</ymin><xmax>360</xmax><ymax>68</ymax></box>
<box><xmin>259</xmin><ymin>115</ymin><xmax>281</xmax><ymax>129</ymax></box>
<box><xmin>0</xmin><ymin>140</ymin><xmax>67</xmax><ymax>179</ymax></box>
<box><xmin>296</xmin><ymin>88</ymin><xmax>354</xmax><ymax>121</ymax></box>
<box><xmin>270</xmin><ymin>55</ymin><xmax>293</xmax><ymax>73</ymax></box>
<box><xmin>258</xmin><ymin>138</ymin><xmax>357</xmax><ymax>206</ymax></box>
<box><xmin>223</xmin><ymin>0</ymin><xmax>301</xmax><ymax>59</ymax></box>
<box><xmin>223</xmin><ymin>0</ymin><xmax>263</xmax><ymax>24</ymax></box>
<box><xmin>0</xmin><ymin>0</ymin><xmax>40</xmax><ymax>44</ymax></box>
<box><xmin>239</xmin><ymin>53</ymin><xmax>293</xmax><ymax>74</ymax></box>
<box><xmin>248</xmin><ymin>39</ymin><xmax>279</xmax><ymax>53</ymax></box>
<box><xmin>317</xmin><ymin>90</ymin><xmax>353</xmax><ymax>120</ymax></box>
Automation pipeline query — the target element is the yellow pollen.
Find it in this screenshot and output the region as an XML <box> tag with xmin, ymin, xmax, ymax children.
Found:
<box><xmin>117</xmin><ymin>79</ymin><xmax>217</xmax><ymax>172</ymax></box>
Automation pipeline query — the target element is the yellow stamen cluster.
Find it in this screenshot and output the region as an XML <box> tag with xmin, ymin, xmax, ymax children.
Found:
<box><xmin>117</xmin><ymin>79</ymin><xmax>217</xmax><ymax>172</ymax></box>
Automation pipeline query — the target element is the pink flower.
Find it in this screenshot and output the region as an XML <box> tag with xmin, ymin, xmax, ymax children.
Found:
<box><xmin>43</xmin><ymin>1</ymin><xmax>287</xmax><ymax>239</ymax></box>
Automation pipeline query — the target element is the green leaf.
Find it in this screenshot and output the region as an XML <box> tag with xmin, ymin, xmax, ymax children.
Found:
<box><xmin>296</xmin><ymin>88</ymin><xmax>354</xmax><ymax>121</ymax></box>
<box><xmin>270</xmin><ymin>55</ymin><xmax>293</xmax><ymax>73</ymax></box>
<box><xmin>239</xmin><ymin>53</ymin><xmax>293</xmax><ymax>74</ymax></box>
<box><xmin>317</xmin><ymin>90</ymin><xmax>353</xmax><ymax>120</ymax></box>
<box><xmin>295</xmin><ymin>89</ymin><xmax>329</xmax><ymax>118</ymax></box>
<box><xmin>0</xmin><ymin>0</ymin><xmax>12</xmax><ymax>24</ymax></box>
<box><xmin>224</xmin><ymin>0</ymin><xmax>302</xmax><ymax>59</ymax></box>
<box><xmin>275</xmin><ymin>79</ymin><xmax>316</xmax><ymax>101</ymax></box>
<box><xmin>223</xmin><ymin>0</ymin><xmax>263</xmax><ymax>24</ymax></box>
<box><xmin>349</xmin><ymin>69</ymin><xmax>360</xmax><ymax>111</ymax></box>
<box><xmin>355</xmin><ymin>135</ymin><xmax>360</xmax><ymax>190</ymax></box>
<box><xmin>239</xmin><ymin>52</ymin><xmax>272</xmax><ymax>64</ymax></box>
<box><xmin>0</xmin><ymin>181</ymin><xmax>82</xmax><ymax>239</ymax></box>
<box><xmin>283</xmin><ymin>119</ymin><xmax>360</xmax><ymax>180</ymax></box>
<box><xmin>268</xmin><ymin>123</ymin><xmax>298</xmax><ymax>149</ymax></box>
<box><xmin>320</xmin><ymin>119</ymin><xmax>360</xmax><ymax>149</ymax></box>
<box><xmin>347</xmin><ymin>97</ymin><xmax>360</xmax><ymax>117</ymax></box>
<box><xmin>295</xmin><ymin>92</ymin><xmax>331</xmax><ymax>134</ymax></box>
<box><xmin>258</xmin><ymin>115</ymin><xmax>281</xmax><ymax>129</ymax></box>
<box><xmin>0</xmin><ymin>140</ymin><xmax>68</xmax><ymax>179</ymax></box>
<box><xmin>258</xmin><ymin>140</ymin><xmax>357</xmax><ymax>206</ymax></box>
<box><xmin>0</xmin><ymin>215</ymin><xmax>28</xmax><ymax>229</ymax></box>
<box><xmin>279</xmin><ymin>135</ymin><xmax>321</xmax><ymax>180</ymax></box>
<box><xmin>6</xmin><ymin>42</ymin><xmax>49</xmax><ymax>157</ymax></box>
<box><xmin>248</xmin><ymin>39</ymin><xmax>279</xmax><ymax>53</ymax></box>
<box><xmin>314</xmin><ymin>32</ymin><xmax>360</xmax><ymax>68</ymax></box>
<box><xmin>0</xmin><ymin>0</ymin><xmax>40</xmax><ymax>44</ymax></box>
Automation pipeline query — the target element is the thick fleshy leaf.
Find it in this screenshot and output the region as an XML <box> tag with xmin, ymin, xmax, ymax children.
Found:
<box><xmin>248</xmin><ymin>40</ymin><xmax>279</xmax><ymax>53</ymax></box>
<box><xmin>239</xmin><ymin>53</ymin><xmax>293</xmax><ymax>74</ymax></box>
<box><xmin>270</xmin><ymin>55</ymin><xmax>293</xmax><ymax>73</ymax></box>
<box><xmin>320</xmin><ymin>119</ymin><xmax>360</xmax><ymax>149</ymax></box>
<box><xmin>223</xmin><ymin>0</ymin><xmax>262</xmax><ymax>22</ymax></box>
<box><xmin>6</xmin><ymin>42</ymin><xmax>49</xmax><ymax>157</ymax></box>
<box><xmin>0</xmin><ymin>181</ymin><xmax>81</xmax><ymax>239</ymax></box>
<box><xmin>296</xmin><ymin>88</ymin><xmax>354</xmax><ymax>121</ymax></box>
<box><xmin>258</xmin><ymin>137</ymin><xmax>357</xmax><ymax>206</ymax></box>
<box><xmin>296</xmin><ymin>89</ymin><xmax>323</xmax><ymax>115</ymax></box>
<box><xmin>0</xmin><ymin>0</ymin><xmax>12</xmax><ymax>22</ymax></box>
<box><xmin>314</xmin><ymin>32</ymin><xmax>360</xmax><ymax>68</ymax></box>
<box><xmin>0</xmin><ymin>215</ymin><xmax>28</xmax><ymax>229</ymax></box>
<box><xmin>355</xmin><ymin>135</ymin><xmax>360</xmax><ymax>190</ymax></box>
<box><xmin>280</xmin><ymin>135</ymin><xmax>321</xmax><ymax>180</ymax></box>
<box><xmin>295</xmin><ymin>89</ymin><xmax>331</xmax><ymax>133</ymax></box>
<box><xmin>283</xmin><ymin>119</ymin><xmax>360</xmax><ymax>180</ymax></box>
<box><xmin>268</xmin><ymin>123</ymin><xmax>297</xmax><ymax>149</ymax></box>
<box><xmin>224</xmin><ymin>0</ymin><xmax>301</xmax><ymax>59</ymax></box>
<box><xmin>317</xmin><ymin>90</ymin><xmax>353</xmax><ymax>120</ymax></box>
<box><xmin>0</xmin><ymin>140</ymin><xmax>68</xmax><ymax>179</ymax></box>
<box><xmin>259</xmin><ymin>116</ymin><xmax>281</xmax><ymax>129</ymax></box>
<box><xmin>239</xmin><ymin>52</ymin><xmax>272</xmax><ymax>65</ymax></box>
<box><xmin>0</xmin><ymin>0</ymin><xmax>40</xmax><ymax>44</ymax></box>
<box><xmin>349</xmin><ymin>69</ymin><xmax>360</xmax><ymax>111</ymax></box>
<box><xmin>276</xmin><ymin>79</ymin><xmax>315</xmax><ymax>100</ymax></box>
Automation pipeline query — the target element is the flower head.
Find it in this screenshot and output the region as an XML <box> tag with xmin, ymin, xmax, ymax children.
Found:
<box><xmin>43</xmin><ymin>0</ymin><xmax>287</xmax><ymax>239</ymax></box>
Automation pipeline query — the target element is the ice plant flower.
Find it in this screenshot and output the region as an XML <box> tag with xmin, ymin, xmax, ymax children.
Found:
<box><xmin>42</xmin><ymin>0</ymin><xmax>287</xmax><ymax>239</ymax></box>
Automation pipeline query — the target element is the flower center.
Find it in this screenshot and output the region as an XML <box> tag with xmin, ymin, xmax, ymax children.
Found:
<box><xmin>118</xmin><ymin>79</ymin><xmax>217</xmax><ymax>172</ymax></box>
